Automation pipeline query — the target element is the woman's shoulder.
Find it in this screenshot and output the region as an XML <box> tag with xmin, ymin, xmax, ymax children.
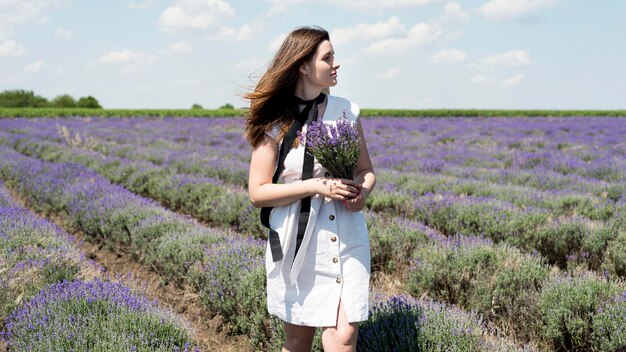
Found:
<box><xmin>265</xmin><ymin>122</ymin><xmax>283</xmax><ymax>141</ymax></box>
<box><xmin>327</xmin><ymin>95</ymin><xmax>360</xmax><ymax>121</ymax></box>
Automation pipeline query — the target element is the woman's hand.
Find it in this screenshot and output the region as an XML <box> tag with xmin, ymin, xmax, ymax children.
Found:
<box><xmin>342</xmin><ymin>184</ymin><xmax>367</xmax><ymax>212</ymax></box>
<box><xmin>311</xmin><ymin>178</ymin><xmax>360</xmax><ymax>200</ymax></box>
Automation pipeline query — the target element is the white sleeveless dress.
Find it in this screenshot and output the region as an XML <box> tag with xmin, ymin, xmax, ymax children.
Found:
<box><xmin>264</xmin><ymin>95</ymin><xmax>370</xmax><ymax>327</ymax></box>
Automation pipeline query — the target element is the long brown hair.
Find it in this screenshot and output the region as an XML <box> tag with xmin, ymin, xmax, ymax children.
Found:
<box><xmin>244</xmin><ymin>26</ymin><xmax>329</xmax><ymax>148</ymax></box>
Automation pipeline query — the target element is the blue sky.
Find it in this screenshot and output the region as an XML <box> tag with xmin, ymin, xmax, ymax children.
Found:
<box><xmin>1</xmin><ymin>0</ymin><xmax>625</xmax><ymax>109</ymax></box>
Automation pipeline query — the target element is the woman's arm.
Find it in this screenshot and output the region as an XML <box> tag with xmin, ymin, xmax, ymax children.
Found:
<box><xmin>343</xmin><ymin>119</ymin><xmax>376</xmax><ymax>212</ymax></box>
<box><xmin>248</xmin><ymin>134</ymin><xmax>360</xmax><ymax>208</ymax></box>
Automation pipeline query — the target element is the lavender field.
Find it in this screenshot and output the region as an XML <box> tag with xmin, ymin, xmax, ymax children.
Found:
<box><xmin>1</xmin><ymin>115</ymin><xmax>625</xmax><ymax>351</ymax></box>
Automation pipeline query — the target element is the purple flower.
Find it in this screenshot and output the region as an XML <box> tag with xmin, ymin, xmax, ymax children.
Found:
<box><xmin>299</xmin><ymin>117</ymin><xmax>361</xmax><ymax>179</ymax></box>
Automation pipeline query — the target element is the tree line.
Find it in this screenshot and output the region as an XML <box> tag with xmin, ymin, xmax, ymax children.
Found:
<box><xmin>0</xmin><ymin>90</ymin><xmax>102</xmax><ymax>108</ymax></box>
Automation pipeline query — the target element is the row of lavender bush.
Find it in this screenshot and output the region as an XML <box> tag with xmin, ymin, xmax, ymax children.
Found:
<box><xmin>2</xmin><ymin>117</ymin><xmax>625</xmax><ymax>350</ymax></box>
<box><xmin>0</xmin><ymin>180</ymin><xmax>197</xmax><ymax>351</ymax></box>
<box><xmin>0</xmin><ymin>146</ymin><xmax>516</xmax><ymax>350</ymax></box>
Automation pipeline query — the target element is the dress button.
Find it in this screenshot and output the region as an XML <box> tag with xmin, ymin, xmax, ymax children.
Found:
<box><xmin>336</xmin><ymin>277</ymin><xmax>342</xmax><ymax>284</ymax></box>
<box><xmin>324</xmin><ymin>172</ymin><xmax>331</xmax><ymax>177</ymax></box>
<box><xmin>329</xmin><ymin>215</ymin><xmax>335</xmax><ymax>221</ymax></box>
<box><xmin>330</xmin><ymin>236</ymin><xmax>337</xmax><ymax>242</ymax></box>
<box><xmin>332</xmin><ymin>257</ymin><xmax>338</xmax><ymax>263</ymax></box>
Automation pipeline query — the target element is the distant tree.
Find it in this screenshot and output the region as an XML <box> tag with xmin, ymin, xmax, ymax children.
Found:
<box><xmin>76</xmin><ymin>96</ymin><xmax>102</xmax><ymax>108</ymax></box>
<box><xmin>219</xmin><ymin>103</ymin><xmax>234</xmax><ymax>109</ymax></box>
<box><xmin>0</xmin><ymin>89</ymin><xmax>48</xmax><ymax>107</ymax></box>
<box><xmin>51</xmin><ymin>94</ymin><xmax>77</xmax><ymax>108</ymax></box>
<box><xmin>191</xmin><ymin>103</ymin><xmax>204</xmax><ymax>110</ymax></box>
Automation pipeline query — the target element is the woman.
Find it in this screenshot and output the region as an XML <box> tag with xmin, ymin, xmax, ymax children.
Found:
<box><xmin>245</xmin><ymin>26</ymin><xmax>375</xmax><ymax>352</ymax></box>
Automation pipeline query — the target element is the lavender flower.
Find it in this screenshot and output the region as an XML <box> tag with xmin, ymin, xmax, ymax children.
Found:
<box><xmin>3</xmin><ymin>279</ymin><xmax>196</xmax><ymax>351</ymax></box>
<box><xmin>299</xmin><ymin>117</ymin><xmax>361</xmax><ymax>179</ymax></box>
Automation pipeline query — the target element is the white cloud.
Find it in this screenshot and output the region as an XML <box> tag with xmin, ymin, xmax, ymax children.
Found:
<box><xmin>0</xmin><ymin>39</ymin><xmax>25</xmax><ymax>56</ymax></box>
<box><xmin>0</xmin><ymin>0</ymin><xmax>51</xmax><ymax>28</ymax></box>
<box><xmin>1</xmin><ymin>0</ymin><xmax>68</xmax><ymax>59</ymax></box>
<box><xmin>159</xmin><ymin>0</ymin><xmax>235</xmax><ymax>32</ymax></box>
<box><xmin>443</xmin><ymin>2</ymin><xmax>468</xmax><ymax>21</ymax></box>
<box><xmin>331</xmin><ymin>17</ymin><xmax>405</xmax><ymax>47</ymax></box>
<box><xmin>24</xmin><ymin>60</ymin><xmax>45</xmax><ymax>73</ymax></box>
<box><xmin>54</xmin><ymin>28</ymin><xmax>74</xmax><ymax>39</ymax></box>
<box><xmin>469</xmin><ymin>74</ymin><xmax>497</xmax><ymax>85</ymax></box>
<box><xmin>376</xmin><ymin>67</ymin><xmax>400</xmax><ymax>80</ymax></box>
<box><xmin>476</xmin><ymin>50</ymin><xmax>531</xmax><ymax>67</ymax></box>
<box><xmin>429</xmin><ymin>48</ymin><xmax>467</xmax><ymax>63</ymax></box>
<box><xmin>169</xmin><ymin>41</ymin><xmax>193</xmax><ymax>53</ymax></box>
<box><xmin>97</xmin><ymin>50</ymin><xmax>157</xmax><ymax>74</ymax></box>
<box><xmin>480</xmin><ymin>0</ymin><xmax>557</xmax><ymax>22</ymax></box>
<box><xmin>365</xmin><ymin>22</ymin><xmax>442</xmax><ymax>55</ymax></box>
<box><xmin>0</xmin><ymin>0</ymin><xmax>66</xmax><ymax>35</ymax></box>
<box><xmin>501</xmin><ymin>73</ymin><xmax>524</xmax><ymax>87</ymax></box>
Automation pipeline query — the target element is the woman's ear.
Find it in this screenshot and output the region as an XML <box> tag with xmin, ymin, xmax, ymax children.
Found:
<box><xmin>299</xmin><ymin>62</ymin><xmax>308</xmax><ymax>76</ymax></box>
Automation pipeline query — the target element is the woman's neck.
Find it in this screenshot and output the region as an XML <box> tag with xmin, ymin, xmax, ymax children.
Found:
<box><xmin>294</xmin><ymin>81</ymin><xmax>323</xmax><ymax>101</ymax></box>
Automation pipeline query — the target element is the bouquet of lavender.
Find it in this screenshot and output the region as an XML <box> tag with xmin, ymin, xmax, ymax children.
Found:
<box><xmin>298</xmin><ymin>117</ymin><xmax>361</xmax><ymax>180</ymax></box>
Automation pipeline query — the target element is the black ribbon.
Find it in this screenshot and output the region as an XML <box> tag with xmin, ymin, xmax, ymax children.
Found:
<box><xmin>261</xmin><ymin>92</ymin><xmax>326</xmax><ymax>262</ymax></box>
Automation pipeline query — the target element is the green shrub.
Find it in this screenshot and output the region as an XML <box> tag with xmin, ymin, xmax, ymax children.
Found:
<box><xmin>537</xmin><ymin>273</ymin><xmax>623</xmax><ymax>351</ymax></box>
<box><xmin>236</xmin><ymin>203</ymin><xmax>264</xmax><ymax>236</ymax></box>
<box><xmin>232</xmin><ymin>266</ymin><xmax>270</xmax><ymax>348</ymax></box>
<box><xmin>128</xmin><ymin>214</ymin><xmax>194</xmax><ymax>259</ymax></box>
<box><xmin>601</xmin><ymin>230</ymin><xmax>626</xmax><ymax>277</ymax></box>
<box><xmin>532</xmin><ymin>216</ymin><xmax>588</xmax><ymax>269</ymax></box>
<box><xmin>592</xmin><ymin>295</ymin><xmax>626</xmax><ymax>350</ymax></box>
<box><xmin>582</xmin><ymin>227</ymin><xmax>617</xmax><ymax>272</ymax></box>
<box><xmin>408</xmin><ymin>236</ymin><xmax>500</xmax><ymax>306</ymax></box>
<box><xmin>150</xmin><ymin>227</ymin><xmax>222</xmax><ymax>285</ymax></box>
<box><xmin>408</xmin><ymin>236</ymin><xmax>549</xmax><ymax>341</ymax></box>
<box><xmin>367</xmin><ymin>213</ymin><xmax>434</xmax><ymax>273</ymax></box>
<box><xmin>358</xmin><ymin>294</ymin><xmax>493</xmax><ymax>351</ymax></box>
<box><xmin>189</xmin><ymin>237</ymin><xmax>265</xmax><ymax>338</ymax></box>
<box><xmin>365</xmin><ymin>190</ymin><xmax>412</xmax><ymax>215</ymax></box>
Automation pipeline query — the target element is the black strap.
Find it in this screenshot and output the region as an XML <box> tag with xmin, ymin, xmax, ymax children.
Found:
<box><xmin>261</xmin><ymin>93</ymin><xmax>326</xmax><ymax>262</ymax></box>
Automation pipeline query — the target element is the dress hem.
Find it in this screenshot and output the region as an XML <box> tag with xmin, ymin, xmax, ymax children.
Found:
<box><xmin>267</xmin><ymin>306</ymin><xmax>369</xmax><ymax>327</ymax></box>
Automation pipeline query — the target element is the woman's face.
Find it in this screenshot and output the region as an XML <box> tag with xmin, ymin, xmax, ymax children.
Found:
<box><xmin>301</xmin><ymin>40</ymin><xmax>340</xmax><ymax>89</ymax></box>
